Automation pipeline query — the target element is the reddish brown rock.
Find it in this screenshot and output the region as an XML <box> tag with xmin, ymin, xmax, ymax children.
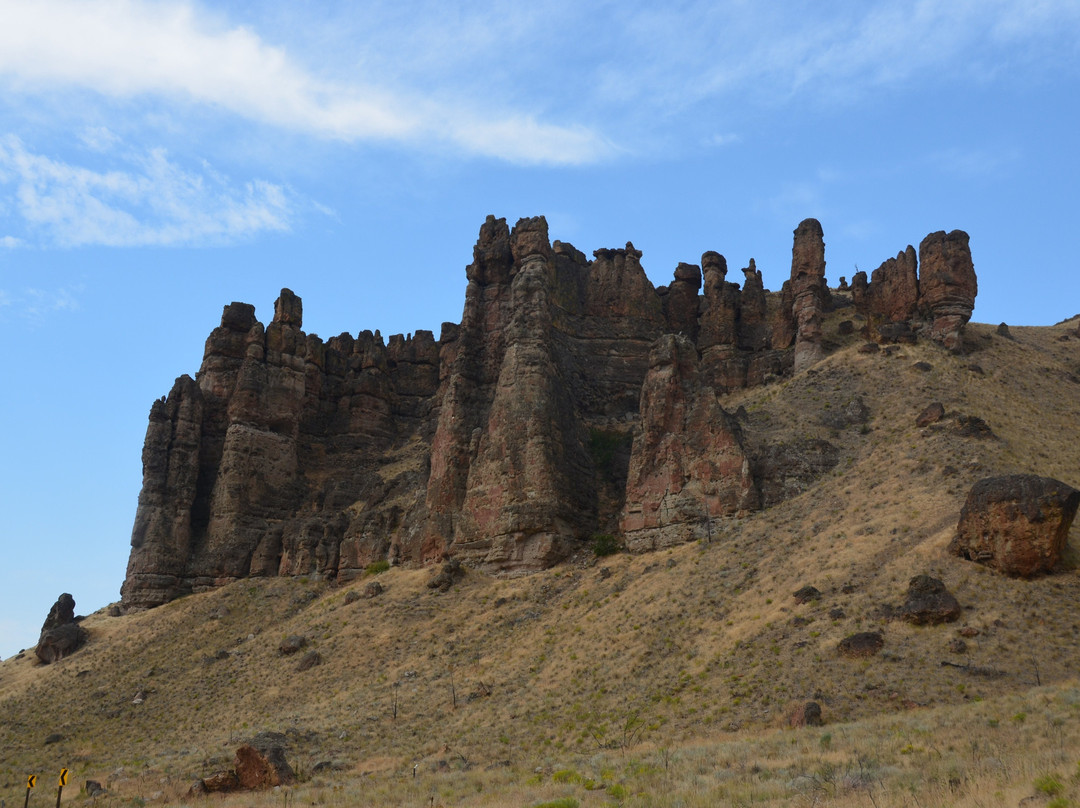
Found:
<box><xmin>121</xmin><ymin>214</ymin><xmax>978</xmax><ymax>610</ymax></box>
<box><xmin>952</xmin><ymin>475</ymin><xmax>1080</xmax><ymax>577</ymax></box>
<box><xmin>698</xmin><ymin>251</ymin><xmax>738</xmax><ymax>349</ymax></box>
<box><xmin>620</xmin><ymin>334</ymin><xmax>758</xmax><ymax>552</ymax></box>
<box><xmin>917</xmin><ymin>230</ymin><xmax>977</xmax><ymax>352</ymax></box>
<box><xmin>916</xmin><ymin>402</ymin><xmax>945</xmax><ymax>427</ymax></box>
<box><xmin>664</xmin><ymin>262</ymin><xmax>702</xmax><ymax>341</ymax></box>
<box><xmin>234</xmin><ymin>743</ymin><xmax>294</xmax><ymax>789</ymax></box>
<box><xmin>866</xmin><ymin>246</ymin><xmax>918</xmax><ymax>343</ymax></box>
<box><xmin>738</xmin><ymin>260</ymin><xmax>769</xmax><ymax>351</ymax></box>
<box><xmin>788</xmin><ymin>701</ymin><xmax>824</xmax><ymax>727</ymax></box>
<box><xmin>200</xmin><ymin>771</ymin><xmax>239</xmax><ymax>793</ymax></box>
<box><xmin>790</xmin><ymin>219</ymin><xmax>828</xmax><ymax>372</ymax></box>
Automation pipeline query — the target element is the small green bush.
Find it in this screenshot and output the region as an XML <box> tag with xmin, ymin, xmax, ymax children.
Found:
<box><xmin>533</xmin><ymin>799</ymin><xmax>579</xmax><ymax>808</ymax></box>
<box><xmin>1036</xmin><ymin>774</ymin><xmax>1065</xmax><ymax>796</ymax></box>
<box><xmin>552</xmin><ymin>769</ymin><xmax>583</xmax><ymax>784</ymax></box>
<box><xmin>593</xmin><ymin>534</ymin><xmax>621</xmax><ymax>557</ymax></box>
<box><xmin>365</xmin><ymin>560</ymin><xmax>390</xmax><ymax>576</ymax></box>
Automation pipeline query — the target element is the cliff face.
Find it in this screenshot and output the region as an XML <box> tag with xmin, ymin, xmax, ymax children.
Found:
<box><xmin>122</xmin><ymin>216</ymin><xmax>976</xmax><ymax>609</ymax></box>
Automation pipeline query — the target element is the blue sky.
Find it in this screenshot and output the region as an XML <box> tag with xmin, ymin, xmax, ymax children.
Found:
<box><xmin>1</xmin><ymin>0</ymin><xmax>1078</xmax><ymax>659</ymax></box>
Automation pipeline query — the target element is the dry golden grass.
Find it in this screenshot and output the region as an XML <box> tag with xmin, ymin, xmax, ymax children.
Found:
<box><xmin>3</xmin><ymin>315</ymin><xmax>1080</xmax><ymax>806</ymax></box>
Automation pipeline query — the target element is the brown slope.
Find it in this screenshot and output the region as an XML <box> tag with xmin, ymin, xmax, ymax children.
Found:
<box><xmin>3</xmin><ymin>318</ymin><xmax>1080</xmax><ymax>803</ymax></box>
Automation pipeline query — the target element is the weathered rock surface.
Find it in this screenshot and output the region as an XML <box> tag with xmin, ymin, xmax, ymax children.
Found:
<box><xmin>952</xmin><ymin>475</ymin><xmax>1080</xmax><ymax>577</ymax></box>
<box><xmin>898</xmin><ymin>575</ymin><xmax>961</xmax><ymax>625</ymax></box>
<box><xmin>619</xmin><ymin>335</ymin><xmax>758</xmax><ymax>551</ymax></box>
<box><xmin>121</xmin><ymin>215</ymin><xmax>978</xmax><ymax>609</ymax></box>
<box><xmin>918</xmin><ymin>230</ymin><xmax>977</xmax><ymax>352</ymax></box>
<box><xmin>198</xmin><ymin>735</ymin><xmax>294</xmax><ymax>793</ymax></box>
<box><xmin>790</xmin><ymin>219</ymin><xmax>828</xmax><ymax>372</ymax></box>
<box><xmin>35</xmin><ymin>593</ymin><xmax>88</xmax><ymax>664</ymax></box>
<box><xmin>854</xmin><ymin>230</ymin><xmax>976</xmax><ymax>351</ymax></box>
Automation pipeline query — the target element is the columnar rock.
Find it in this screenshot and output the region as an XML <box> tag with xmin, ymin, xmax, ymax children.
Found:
<box><xmin>866</xmin><ymin>246</ymin><xmax>919</xmax><ymax>342</ymax></box>
<box><xmin>122</xmin><ymin>375</ymin><xmax>204</xmax><ymax>607</ymax></box>
<box><xmin>620</xmin><ymin>334</ymin><xmax>759</xmax><ymax>552</ymax></box>
<box><xmin>663</xmin><ymin>262</ymin><xmax>702</xmax><ymax>341</ymax></box>
<box><xmin>790</xmin><ymin>219</ymin><xmax>828</xmax><ymax>372</ymax></box>
<box><xmin>121</xmin><ymin>214</ymin><xmax>976</xmax><ymax>609</ymax></box>
<box><xmin>850</xmin><ymin>271</ymin><xmax>869</xmax><ymax>317</ymax></box>
<box><xmin>738</xmin><ymin>260</ymin><xmax>769</xmax><ymax>351</ymax></box>
<box><xmin>951</xmin><ymin>475</ymin><xmax>1080</xmax><ymax>577</ymax></box>
<box><xmin>917</xmin><ymin>230</ymin><xmax>977</xmax><ymax>352</ymax></box>
<box><xmin>451</xmin><ymin>217</ymin><xmax>596</xmax><ymax>570</ymax></box>
<box><xmin>698</xmin><ymin>251</ymin><xmax>738</xmax><ymax>349</ymax></box>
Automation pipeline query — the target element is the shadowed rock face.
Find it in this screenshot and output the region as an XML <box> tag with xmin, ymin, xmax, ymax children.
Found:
<box><xmin>121</xmin><ymin>215</ymin><xmax>978</xmax><ymax>609</ymax></box>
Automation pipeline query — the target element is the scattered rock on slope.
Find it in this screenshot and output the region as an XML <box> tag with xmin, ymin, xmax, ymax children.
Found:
<box><xmin>898</xmin><ymin>575</ymin><xmax>961</xmax><ymax>625</ymax></box>
<box><xmin>838</xmin><ymin>631</ymin><xmax>884</xmax><ymax>658</ymax></box>
<box><xmin>916</xmin><ymin>402</ymin><xmax>945</xmax><ymax>427</ymax></box>
<box><xmin>951</xmin><ymin>475</ymin><xmax>1080</xmax><ymax>577</ymax></box>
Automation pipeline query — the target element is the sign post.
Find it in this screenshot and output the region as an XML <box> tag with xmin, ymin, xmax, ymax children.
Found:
<box><xmin>24</xmin><ymin>774</ymin><xmax>37</xmax><ymax>808</ymax></box>
<box><xmin>55</xmin><ymin>769</ymin><xmax>67</xmax><ymax>808</ymax></box>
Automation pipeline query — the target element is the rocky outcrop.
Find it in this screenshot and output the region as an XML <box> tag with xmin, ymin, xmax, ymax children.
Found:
<box><xmin>951</xmin><ymin>475</ymin><xmax>1080</xmax><ymax>577</ymax></box>
<box><xmin>121</xmin><ymin>215</ymin><xmax>978</xmax><ymax>609</ymax></box>
<box><xmin>918</xmin><ymin>230</ymin><xmax>977</xmax><ymax>352</ymax></box>
<box><xmin>620</xmin><ymin>335</ymin><xmax>758</xmax><ymax>551</ymax></box>
<box><xmin>865</xmin><ymin>246</ymin><xmax>919</xmax><ymax>343</ymax></box>
<box><xmin>855</xmin><ymin>230</ymin><xmax>976</xmax><ymax>351</ymax></box>
<box><xmin>35</xmin><ymin>593</ymin><xmax>88</xmax><ymax>664</ymax></box>
<box><xmin>790</xmin><ymin>219</ymin><xmax>827</xmax><ymax>372</ymax></box>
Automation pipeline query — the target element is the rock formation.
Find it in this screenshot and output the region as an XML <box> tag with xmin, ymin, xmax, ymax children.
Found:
<box><xmin>619</xmin><ymin>335</ymin><xmax>758</xmax><ymax>552</ymax></box>
<box><xmin>35</xmin><ymin>593</ymin><xmax>88</xmax><ymax>664</ymax></box>
<box><xmin>853</xmin><ymin>229</ymin><xmax>976</xmax><ymax>352</ymax></box>
<box><xmin>790</xmin><ymin>219</ymin><xmax>827</xmax><ymax>372</ymax></box>
<box><xmin>952</xmin><ymin>475</ymin><xmax>1080</xmax><ymax>577</ymax></box>
<box><xmin>121</xmin><ymin>215</ymin><xmax>979</xmax><ymax>609</ymax></box>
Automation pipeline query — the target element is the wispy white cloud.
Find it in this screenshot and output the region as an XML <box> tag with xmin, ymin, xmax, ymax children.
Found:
<box><xmin>0</xmin><ymin>0</ymin><xmax>613</xmax><ymax>165</ymax></box>
<box><xmin>0</xmin><ymin>135</ymin><xmax>294</xmax><ymax>247</ymax></box>
<box><xmin>0</xmin><ymin>235</ymin><xmax>21</xmax><ymax>249</ymax></box>
<box><xmin>0</xmin><ymin>284</ymin><xmax>83</xmax><ymax>321</ymax></box>
<box><xmin>24</xmin><ymin>285</ymin><xmax>82</xmax><ymax>317</ymax></box>
<box><xmin>78</xmin><ymin>126</ymin><xmax>122</xmax><ymax>153</ymax></box>
<box><xmin>704</xmin><ymin>133</ymin><xmax>740</xmax><ymax>149</ymax></box>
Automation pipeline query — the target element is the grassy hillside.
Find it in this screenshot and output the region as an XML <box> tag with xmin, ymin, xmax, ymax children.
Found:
<box><xmin>3</xmin><ymin>317</ymin><xmax>1080</xmax><ymax>807</ymax></box>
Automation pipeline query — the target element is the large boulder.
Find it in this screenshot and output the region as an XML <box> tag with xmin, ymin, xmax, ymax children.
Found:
<box><xmin>235</xmin><ymin>741</ymin><xmax>294</xmax><ymax>789</ymax></box>
<box><xmin>951</xmin><ymin>475</ymin><xmax>1080</xmax><ymax>577</ymax></box>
